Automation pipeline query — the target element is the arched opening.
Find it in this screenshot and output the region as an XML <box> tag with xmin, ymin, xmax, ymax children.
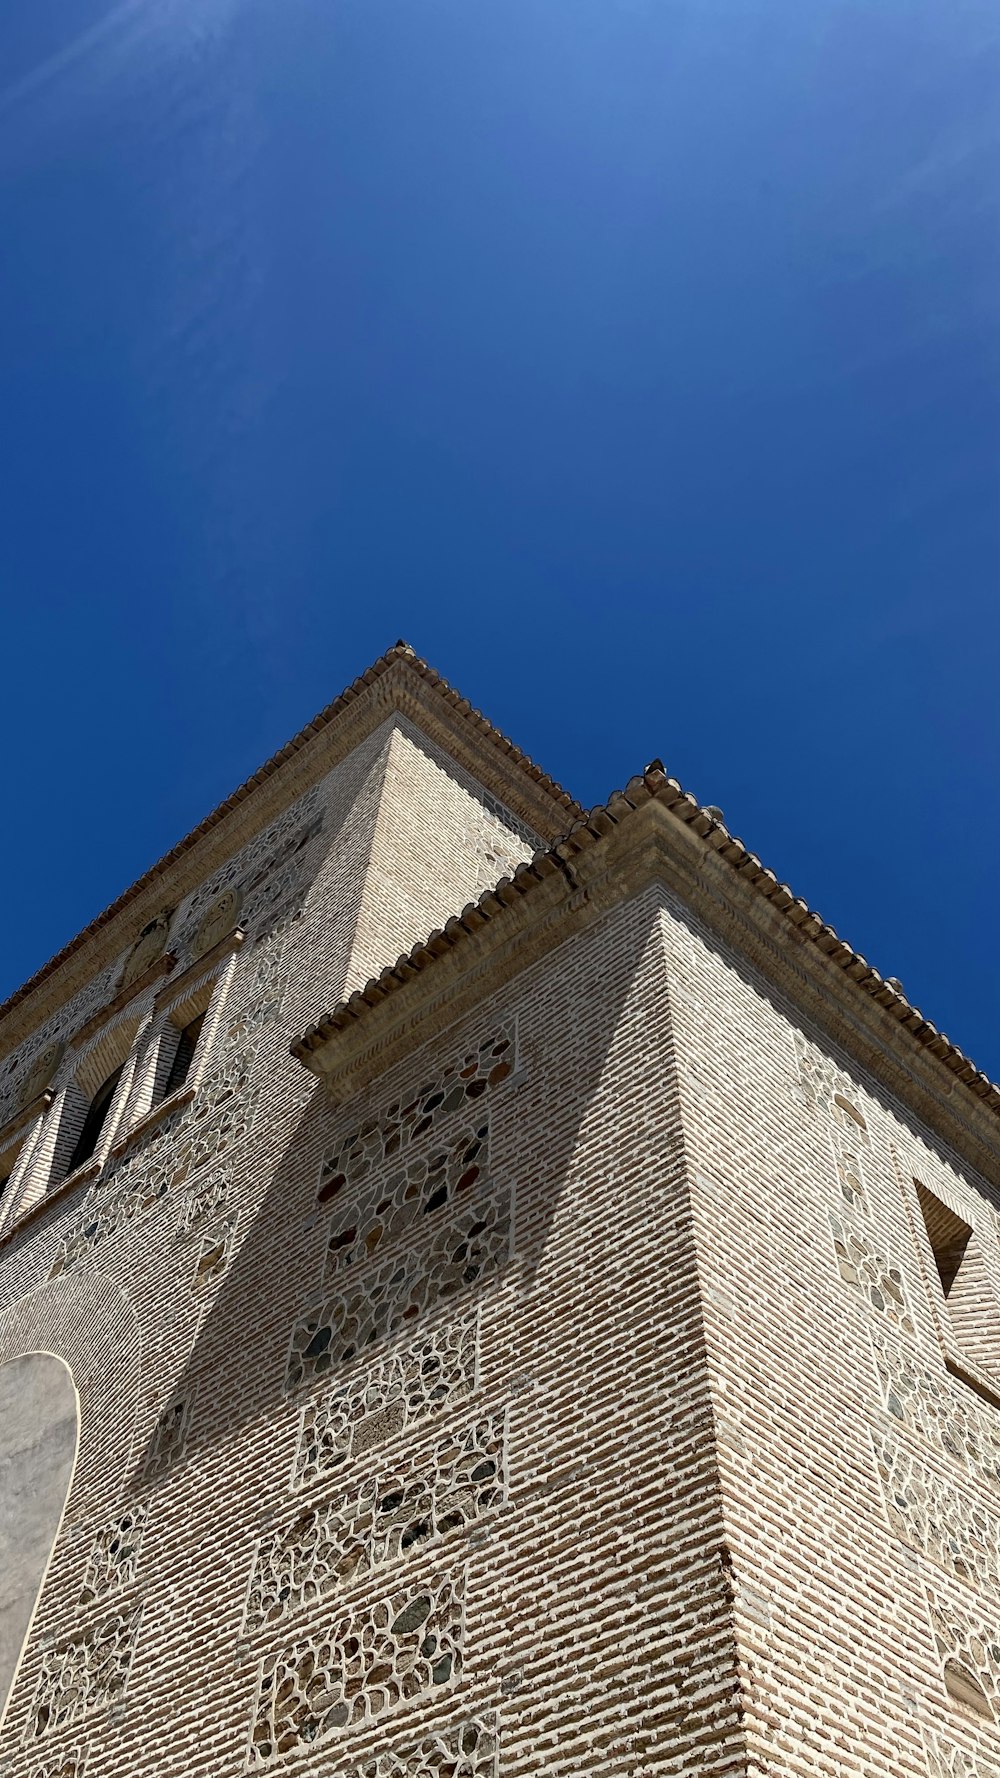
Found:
<box><xmin>0</xmin><ymin>1352</ymin><xmax>79</xmax><ymax>1730</ymax></box>
<box><xmin>65</xmin><ymin>1064</ymin><xmax>125</xmax><ymax>1177</ymax></box>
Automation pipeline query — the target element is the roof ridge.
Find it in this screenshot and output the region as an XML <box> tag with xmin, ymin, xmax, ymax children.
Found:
<box><xmin>0</xmin><ymin>642</ymin><xmax>581</xmax><ymax>1031</ymax></box>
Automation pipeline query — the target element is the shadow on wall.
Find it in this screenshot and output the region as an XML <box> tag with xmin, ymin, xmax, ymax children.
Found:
<box><xmin>128</xmin><ymin>894</ymin><xmax>667</xmax><ymax>1487</ymax></box>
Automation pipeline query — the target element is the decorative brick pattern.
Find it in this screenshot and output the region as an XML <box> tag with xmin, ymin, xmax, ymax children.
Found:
<box><xmin>246</xmin><ymin>1414</ymin><xmax>504</xmax><ymax>1633</ymax></box>
<box><xmin>292</xmin><ymin>1312</ymin><xmax>478</xmax><ymax>1487</ymax></box>
<box><xmin>286</xmin><ymin>1190</ymin><xmax>511</xmax><ymax>1393</ymax></box>
<box><xmin>336</xmin><ymin>1712</ymin><xmax>499</xmax><ymax>1778</ymax></box>
<box><xmin>27</xmin><ymin>1750</ymin><xmax>88</xmax><ymax>1778</ymax></box>
<box><xmin>142</xmin><ymin>1397</ymin><xmax>191</xmax><ymax>1483</ymax></box>
<box><xmin>323</xmin><ymin>1120</ymin><xmax>488</xmax><ymax>1277</ymax></box>
<box><xmin>791</xmin><ymin>1029</ymin><xmax>850</xmax><ymax>1114</ymax></box>
<box><xmin>250</xmin><ymin>1572</ymin><xmax>464</xmax><ymax>1763</ymax></box>
<box><xmin>871</xmin><ymin>1328</ymin><xmax>1000</xmax><ymax>1495</ymax></box>
<box><xmin>831</xmin><ymin>1126</ymin><xmax>868</xmax><ymax>1213</ymax></box>
<box><xmin>0</xmin><ymin>960</ymin><xmax>120</xmax><ymax>1129</ymax></box>
<box><xmin>829</xmin><ymin>1209</ymin><xmax>914</xmax><ymax>1333</ymax></box>
<box><xmin>924</xmin><ymin>1579</ymin><xmax>1000</xmax><ymax>1712</ymax></box>
<box><xmin>28</xmin><ymin>1607</ymin><xmax>142</xmax><ymax>1739</ymax></box>
<box><xmin>50</xmin><ymin>1151</ymin><xmax>185</xmax><ymax>1278</ymax></box>
<box><xmin>177</xmin><ymin>1166</ymin><xmax>231</xmax><ymax>1236</ymax></box>
<box><xmin>176</xmin><ymin>1085</ymin><xmax>259</xmax><ymax>1180</ymax></box>
<box><xmin>187</xmin><ymin>1049</ymin><xmax>257</xmax><ymax>1121</ymax></box>
<box><xmin>221</xmin><ymin>981</ymin><xmax>287</xmax><ymax>1053</ymax></box>
<box><xmin>79</xmin><ymin>1508</ymin><xmax>148</xmax><ymax>1608</ymax></box>
<box><xmin>316</xmin><ymin>1025</ymin><xmax>514</xmax><ymax>1206</ymax></box>
<box><xmin>178</xmin><ymin>790</ymin><xmax>323</xmax><ymax>943</ymax></box>
<box><xmin>192</xmin><ymin>1213</ymin><xmax>239</xmax><ymax>1292</ymax></box>
<box><xmin>872</xmin><ymin>1430</ymin><xmax>1000</xmax><ymax>1595</ymax></box>
<box><xmin>923</xmin><ymin>1728</ymin><xmax>1000</xmax><ymax>1777</ymax></box>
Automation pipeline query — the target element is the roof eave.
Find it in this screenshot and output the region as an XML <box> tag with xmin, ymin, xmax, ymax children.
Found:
<box><xmin>0</xmin><ymin>642</ymin><xmax>582</xmax><ymax>1058</ymax></box>
<box><xmin>292</xmin><ymin>768</ymin><xmax>1000</xmax><ymax>1183</ymax></box>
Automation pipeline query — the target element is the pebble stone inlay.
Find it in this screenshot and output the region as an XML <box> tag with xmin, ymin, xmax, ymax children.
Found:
<box><xmin>27</xmin><ymin>1752</ymin><xmax>88</xmax><ymax>1778</ymax></box>
<box><xmin>79</xmin><ymin>1506</ymin><xmax>148</xmax><ymax>1608</ymax></box>
<box><xmin>925</xmin><ymin>1578</ymin><xmax>1000</xmax><ymax>1715</ymax></box>
<box><xmin>923</xmin><ymin>1728</ymin><xmax>1000</xmax><ymax>1778</ymax></box>
<box><xmin>246</xmin><ymin>1413</ymin><xmax>505</xmax><ymax>1633</ymax></box>
<box><xmin>286</xmin><ymin>1189</ymin><xmax>511</xmax><ymax>1394</ymax></box>
<box><xmin>28</xmin><ymin>1606</ymin><xmax>142</xmax><ymax>1739</ymax></box>
<box><xmin>293</xmin><ymin>1311</ymin><xmax>478</xmax><ymax>1487</ymax></box>
<box><xmin>321</xmin><ymin>1713</ymin><xmax>499</xmax><ymax>1778</ymax></box>
<box><xmin>871</xmin><ymin>1328</ymin><xmax>1000</xmax><ymax>1496</ymax></box>
<box><xmin>872</xmin><ymin>1430</ymin><xmax>1000</xmax><ymax>1596</ymax></box>
<box><xmin>142</xmin><ymin>1397</ymin><xmax>191</xmax><ymax>1483</ymax></box>
<box><xmin>829</xmin><ymin>1210</ymin><xmax>914</xmax><ymax>1334</ymax></box>
<box><xmin>250</xmin><ymin>1572</ymin><xmax>465</xmax><ymax>1763</ymax></box>
<box><xmin>316</xmin><ymin>1025</ymin><xmax>515</xmax><ymax>1207</ymax></box>
<box><xmin>323</xmin><ymin>1119</ymin><xmax>489</xmax><ymax>1279</ymax></box>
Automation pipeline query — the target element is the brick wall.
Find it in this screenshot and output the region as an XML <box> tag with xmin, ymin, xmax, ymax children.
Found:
<box><xmin>1</xmin><ymin>689</ymin><xmax>998</xmax><ymax>1778</ymax></box>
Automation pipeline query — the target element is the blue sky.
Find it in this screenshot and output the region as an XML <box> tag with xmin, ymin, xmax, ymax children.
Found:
<box><xmin>1</xmin><ymin>0</ymin><xmax>998</xmax><ymax>1072</ymax></box>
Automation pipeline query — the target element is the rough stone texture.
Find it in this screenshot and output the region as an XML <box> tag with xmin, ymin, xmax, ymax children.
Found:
<box><xmin>0</xmin><ymin>651</ymin><xmax>998</xmax><ymax>1777</ymax></box>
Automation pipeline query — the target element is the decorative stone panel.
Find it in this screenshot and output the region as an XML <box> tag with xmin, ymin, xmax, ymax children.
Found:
<box><xmin>0</xmin><ymin>959</ymin><xmax>120</xmax><ymax>1133</ymax></box>
<box><xmin>924</xmin><ymin>1578</ymin><xmax>1000</xmax><ymax>1713</ymax></box>
<box><xmin>27</xmin><ymin>1605</ymin><xmax>142</xmax><ymax>1739</ymax></box>
<box><xmin>142</xmin><ymin>1396</ymin><xmax>191</xmax><ymax>1483</ymax></box>
<box><xmin>191</xmin><ymin>1213</ymin><xmax>239</xmax><ymax>1292</ymax></box>
<box><xmin>249</xmin><ymin>1571</ymin><xmax>464</xmax><ymax>1764</ymax></box>
<box><xmin>829</xmin><ymin>1210</ymin><xmax>914</xmax><ymax>1334</ymax></box>
<box><xmin>178</xmin><ymin>789</ymin><xmax>323</xmax><ymax>943</ymax></box>
<box><xmin>316</xmin><ymin>1025</ymin><xmax>515</xmax><ymax>1207</ymax></box>
<box><xmin>336</xmin><ymin>1712</ymin><xmax>499</xmax><ymax>1778</ymax></box>
<box><xmin>831</xmin><ymin>1126</ymin><xmax>868</xmax><ymax>1213</ymax></box>
<box><xmin>293</xmin><ymin>1311</ymin><xmax>478</xmax><ymax>1487</ymax></box>
<box><xmin>246</xmin><ymin>1414</ymin><xmax>505</xmax><ymax>1633</ymax></box>
<box><xmin>176</xmin><ymin>1086</ymin><xmax>259</xmax><ymax>1181</ymax></box>
<box><xmin>323</xmin><ymin>1120</ymin><xmax>489</xmax><ymax>1277</ymax></box>
<box><xmin>50</xmin><ymin>1151</ymin><xmax>186</xmax><ymax>1279</ymax></box>
<box><xmin>286</xmin><ymin>1190</ymin><xmax>511</xmax><ymax>1394</ymax></box>
<box><xmin>923</xmin><ymin>1727</ymin><xmax>1000</xmax><ymax>1777</ymax></box>
<box><xmin>27</xmin><ymin>1750</ymin><xmax>88</xmax><ymax>1778</ymax></box>
<box><xmin>792</xmin><ymin>1030</ymin><xmax>851</xmax><ymax>1115</ymax></box>
<box><xmin>872</xmin><ymin>1430</ymin><xmax>1000</xmax><ymax>1595</ymax></box>
<box><xmin>177</xmin><ymin>1167</ymin><xmax>231</xmax><ymax>1237</ymax></box>
<box><xmin>872</xmin><ymin>1329</ymin><xmax>1000</xmax><ymax>1496</ymax></box>
<box><xmin>222</xmin><ymin>981</ymin><xmax>287</xmax><ymax>1054</ymax></box>
<box><xmin>78</xmin><ymin>1506</ymin><xmax>148</xmax><ymax>1608</ymax></box>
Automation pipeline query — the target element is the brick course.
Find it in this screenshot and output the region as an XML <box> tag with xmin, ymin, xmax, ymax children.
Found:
<box><xmin>0</xmin><ymin>651</ymin><xmax>997</xmax><ymax>1777</ymax></box>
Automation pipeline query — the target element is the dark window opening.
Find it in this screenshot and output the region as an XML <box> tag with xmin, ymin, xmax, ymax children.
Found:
<box><xmin>916</xmin><ymin>1179</ymin><xmax>1000</xmax><ymax>1380</ymax></box>
<box><xmin>65</xmin><ymin>1064</ymin><xmax>125</xmax><ymax>1177</ymax></box>
<box><xmin>162</xmin><ymin>1012</ymin><xmax>205</xmax><ymax>1101</ymax></box>
<box><xmin>916</xmin><ymin>1182</ymin><xmax>971</xmax><ymax>1299</ymax></box>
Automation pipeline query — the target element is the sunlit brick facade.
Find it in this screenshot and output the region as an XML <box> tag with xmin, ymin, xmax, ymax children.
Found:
<box><xmin>0</xmin><ymin>643</ymin><xmax>998</xmax><ymax>1778</ymax></box>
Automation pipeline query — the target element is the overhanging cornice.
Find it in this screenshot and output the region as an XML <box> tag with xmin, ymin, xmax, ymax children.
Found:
<box><xmin>292</xmin><ymin>766</ymin><xmax>1000</xmax><ymax>1180</ymax></box>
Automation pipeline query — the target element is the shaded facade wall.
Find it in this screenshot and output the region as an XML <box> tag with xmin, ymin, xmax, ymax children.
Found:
<box><xmin>0</xmin><ymin>726</ymin><xmax>746</xmax><ymax>1778</ymax></box>
<box><xmin>661</xmin><ymin>888</ymin><xmax>1000</xmax><ymax>1777</ymax></box>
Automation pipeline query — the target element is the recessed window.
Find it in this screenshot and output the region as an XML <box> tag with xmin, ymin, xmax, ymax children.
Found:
<box><xmin>917</xmin><ymin>1180</ymin><xmax>1000</xmax><ymax>1379</ymax></box>
<box><xmin>161</xmin><ymin>1011</ymin><xmax>206</xmax><ymax>1102</ymax></box>
<box><xmin>65</xmin><ymin>1064</ymin><xmax>125</xmax><ymax>1178</ymax></box>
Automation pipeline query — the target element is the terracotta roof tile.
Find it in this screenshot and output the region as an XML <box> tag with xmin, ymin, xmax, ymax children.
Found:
<box><xmin>292</xmin><ymin>761</ymin><xmax>1000</xmax><ymax>1120</ymax></box>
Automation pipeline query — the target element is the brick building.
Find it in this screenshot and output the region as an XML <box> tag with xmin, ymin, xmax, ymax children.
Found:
<box><xmin>0</xmin><ymin>641</ymin><xmax>997</xmax><ymax>1778</ymax></box>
